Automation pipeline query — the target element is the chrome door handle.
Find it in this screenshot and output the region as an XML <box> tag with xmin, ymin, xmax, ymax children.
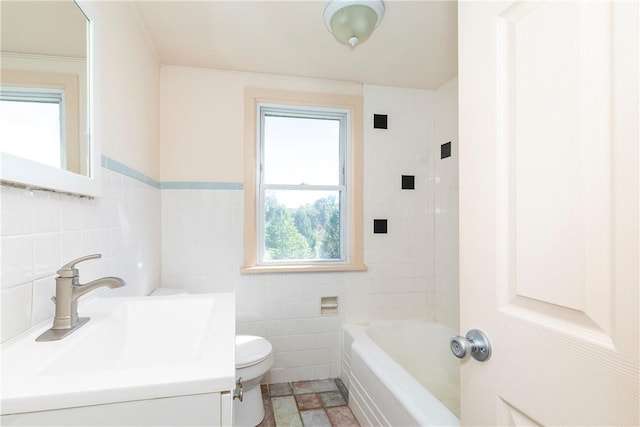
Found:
<box><xmin>450</xmin><ymin>329</ymin><xmax>491</xmax><ymax>362</ymax></box>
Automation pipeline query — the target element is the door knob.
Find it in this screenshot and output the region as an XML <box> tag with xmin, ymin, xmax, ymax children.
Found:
<box><xmin>450</xmin><ymin>329</ymin><xmax>491</xmax><ymax>361</ymax></box>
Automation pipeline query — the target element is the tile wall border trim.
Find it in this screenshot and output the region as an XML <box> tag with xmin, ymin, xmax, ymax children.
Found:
<box><xmin>101</xmin><ymin>155</ymin><xmax>160</xmax><ymax>188</ymax></box>
<box><xmin>101</xmin><ymin>156</ymin><xmax>243</xmax><ymax>190</ymax></box>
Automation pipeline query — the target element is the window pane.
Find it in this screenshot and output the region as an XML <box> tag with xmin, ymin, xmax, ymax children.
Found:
<box><xmin>263</xmin><ymin>189</ymin><xmax>342</xmax><ymax>261</ymax></box>
<box><xmin>263</xmin><ymin>115</ymin><xmax>340</xmax><ymax>185</ymax></box>
<box><xmin>0</xmin><ymin>99</ymin><xmax>62</xmax><ymax>168</ymax></box>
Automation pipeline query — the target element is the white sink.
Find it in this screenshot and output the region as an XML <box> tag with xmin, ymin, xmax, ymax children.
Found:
<box><xmin>1</xmin><ymin>293</ymin><xmax>236</xmax><ymax>416</ymax></box>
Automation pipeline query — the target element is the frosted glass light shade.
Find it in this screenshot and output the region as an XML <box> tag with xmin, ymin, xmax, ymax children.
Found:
<box><xmin>324</xmin><ymin>0</ymin><xmax>384</xmax><ymax>47</ymax></box>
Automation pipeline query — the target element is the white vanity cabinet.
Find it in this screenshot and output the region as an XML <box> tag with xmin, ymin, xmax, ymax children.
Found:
<box><xmin>1</xmin><ymin>392</ymin><xmax>233</xmax><ymax>426</ymax></box>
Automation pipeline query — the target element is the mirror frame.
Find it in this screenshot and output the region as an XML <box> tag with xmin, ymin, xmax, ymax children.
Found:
<box><xmin>0</xmin><ymin>0</ymin><xmax>100</xmax><ymax>197</ymax></box>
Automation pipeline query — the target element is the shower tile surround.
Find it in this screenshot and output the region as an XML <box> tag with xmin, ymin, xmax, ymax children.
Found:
<box><xmin>1</xmin><ymin>79</ymin><xmax>459</xmax><ymax>390</ymax></box>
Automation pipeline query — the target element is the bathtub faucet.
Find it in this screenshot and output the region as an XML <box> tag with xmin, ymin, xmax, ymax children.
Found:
<box><xmin>36</xmin><ymin>254</ymin><xmax>126</xmax><ymax>342</ymax></box>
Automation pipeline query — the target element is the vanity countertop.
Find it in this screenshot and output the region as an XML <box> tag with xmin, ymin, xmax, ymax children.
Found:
<box><xmin>1</xmin><ymin>293</ymin><xmax>236</xmax><ymax>415</ymax></box>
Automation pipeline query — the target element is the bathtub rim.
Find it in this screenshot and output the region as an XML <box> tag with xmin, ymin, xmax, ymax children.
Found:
<box><xmin>344</xmin><ymin>321</ymin><xmax>460</xmax><ymax>427</ymax></box>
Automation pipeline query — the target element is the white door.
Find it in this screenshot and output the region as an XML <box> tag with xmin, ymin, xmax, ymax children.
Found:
<box><xmin>458</xmin><ymin>1</ymin><xmax>639</xmax><ymax>425</ymax></box>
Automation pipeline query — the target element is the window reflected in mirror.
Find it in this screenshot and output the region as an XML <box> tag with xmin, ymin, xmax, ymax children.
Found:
<box><xmin>0</xmin><ymin>0</ymin><xmax>89</xmax><ymax>176</ymax></box>
<box><xmin>0</xmin><ymin>89</ymin><xmax>63</xmax><ymax>169</ymax></box>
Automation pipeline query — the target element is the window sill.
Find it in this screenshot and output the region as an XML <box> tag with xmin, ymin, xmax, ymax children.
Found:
<box><xmin>240</xmin><ymin>263</ymin><xmax>368</xmax><ymax>274</ymax></box>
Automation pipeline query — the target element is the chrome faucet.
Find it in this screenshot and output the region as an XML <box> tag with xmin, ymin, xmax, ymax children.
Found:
<box><xmin>36</xmin><ymin>254</ymin><xmax>126</xmax><ymax>342</ymax></box>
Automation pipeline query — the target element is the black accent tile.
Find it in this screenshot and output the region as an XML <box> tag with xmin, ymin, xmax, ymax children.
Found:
<box><xmin>373</xmin><ymin>114</ymin><xmax>388</xmax><ymax>129</ymax></box>
<box><xmin>441</xmin><ymin>141</ymin><xmax>452</xmax><ymax>159</ymax></box>
<box><xmin>401</xmin><ymin>175</ymin><xmax>415</xmax><ymax>190</ymax></box>
<box><xmin>373</xmin><ymin>219</ymin><xmax>387</xmax><ymax>234</ymax></box>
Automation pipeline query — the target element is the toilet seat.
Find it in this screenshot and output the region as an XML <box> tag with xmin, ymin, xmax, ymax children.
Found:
<box><xmin>236</xmin><ymin>335</ymin><xmax>273</xmax><ymax>368</ymax></box>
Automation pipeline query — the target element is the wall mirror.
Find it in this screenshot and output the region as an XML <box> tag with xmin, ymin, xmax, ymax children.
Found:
<box><xmin>0</xmin><ymin>0</ymin><xmax>100</xmax><ymax>197</ymax></box>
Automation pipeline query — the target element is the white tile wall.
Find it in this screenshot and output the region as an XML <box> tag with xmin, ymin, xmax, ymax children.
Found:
<box><xmin>161</xmin><ymin>189</ymin><xmax>345</xmax><ymax>382</ymax></box>
<box><xmin>161</xmin><ymin>189</ymin><xmax>243</xmax><ymax>293</ymax></box>
<box><xmin>0</xmin><ymin>168</ymin><xmax>161</xmax><ymax>343</ymax></box>
<box><xmin>343</xmin><ymin>84</ymin><xmax>437</xmax><ymax>324</ymax></box>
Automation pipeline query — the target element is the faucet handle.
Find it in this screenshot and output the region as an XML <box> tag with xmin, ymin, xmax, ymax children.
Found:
<box><xmin>57</xmin><ymin>254</ymin><xmax>102</xmax><ymax>277</ymax></box>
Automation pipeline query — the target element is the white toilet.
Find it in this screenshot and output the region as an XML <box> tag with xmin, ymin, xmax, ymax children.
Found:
<box><xmin>150</xmin><ymin>289</ymin><xmax>273</xmax><ymax>427</ymax></box>
<box><xmin>234</xmin><ymin>335</ymin><xmax>274</xmax><ymax>427</ymax></box>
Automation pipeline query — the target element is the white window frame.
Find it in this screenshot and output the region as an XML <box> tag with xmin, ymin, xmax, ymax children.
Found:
<box><xmin>257</xmin><ymin>104</ymin><xmax>350</xmax><ymax>265</ymax></box>
<box><xmin>242</xmin><ymin>87</ymin><xmax>366</xmax><ymax>274</ymax></box>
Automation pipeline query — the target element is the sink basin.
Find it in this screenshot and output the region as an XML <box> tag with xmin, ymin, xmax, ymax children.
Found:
<box><xmin>1</xmin><ymin>293</ymin><xmax>236</xmax><ymax>416</ymax></box>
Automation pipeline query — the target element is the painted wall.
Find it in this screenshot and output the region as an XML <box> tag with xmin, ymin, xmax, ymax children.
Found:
<box><xmin>0</xmin><ymin>2</ymin><xmax>161</xmax><ymax>342</ymax></box>
<box><xmin>88</xmin><ymin>1</ymin><xmax>161</xmax><ymax>182</ymax></box>
<box><xmin>160</xmin><ymin>66</ymin><xmax>362</xmax><ymax>183</ymax></box>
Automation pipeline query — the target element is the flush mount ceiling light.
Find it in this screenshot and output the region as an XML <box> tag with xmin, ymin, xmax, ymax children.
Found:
<box><xmin>323</xmin><ymin>0</ymin><xmax>385</xmax><ymax>47</ymax></box>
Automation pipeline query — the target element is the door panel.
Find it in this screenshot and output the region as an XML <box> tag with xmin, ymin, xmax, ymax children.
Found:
<box><xmin>459</xmin><ymin>1</ymin><xmax>638</xmax><ymax>425</ymax></box>
<box><xmin>501</xmin><ymin>0</ymin><xmax>613</xmax><ymax>337</ymax></box>
<box><xmin>504</xmin><ymin>2</ymin><xmax>611</xmax><ymax>318</ymax></box>
<box><xmin>496</xmin><ymin>399</ymin><xmax>542</xmax><ymax>427</ymax></box>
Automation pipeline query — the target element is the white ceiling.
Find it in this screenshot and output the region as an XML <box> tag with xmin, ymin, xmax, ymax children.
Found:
<box><xmin>133</xmin><ymin>1</ymin><xmax>458</xmax><ymax>90</ymax></box>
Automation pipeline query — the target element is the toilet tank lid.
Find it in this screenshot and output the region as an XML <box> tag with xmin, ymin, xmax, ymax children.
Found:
<box><xmin>236</xmin><ymin>335</ymin><xmax>273</xmax><ymax>368</ymax></box>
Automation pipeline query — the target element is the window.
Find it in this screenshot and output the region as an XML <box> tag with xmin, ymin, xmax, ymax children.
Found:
<box><xmin>259</xmin><ymin>106</ymin><xmax>346</xmax><ymax>263</ymax></box>
<box><xmin>0</xmin><ymin>87</ymin><xmax>65</xmax><ymax>169</ymax></box>
<box><xmin>0</xmin><ymin>69</ymin><xmax>83</xmax><ymax>175</ymax></box>
<box><xmin>243</xmin><ymin>88</ymin><xmax>366</xmax><ymax>273</ymax></box>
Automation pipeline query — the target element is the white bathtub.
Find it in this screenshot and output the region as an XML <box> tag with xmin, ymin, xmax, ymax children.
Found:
<box><xmin>342</xmin><ymin>321</ymin><xmax>460</xmax><ymax>426</ymax></box>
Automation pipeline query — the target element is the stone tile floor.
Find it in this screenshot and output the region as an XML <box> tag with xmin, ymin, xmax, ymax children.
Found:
<box><xmin>258</xmin><ymin>378</ymin><xmax>360</xmax><ymax>427</ymax></box>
